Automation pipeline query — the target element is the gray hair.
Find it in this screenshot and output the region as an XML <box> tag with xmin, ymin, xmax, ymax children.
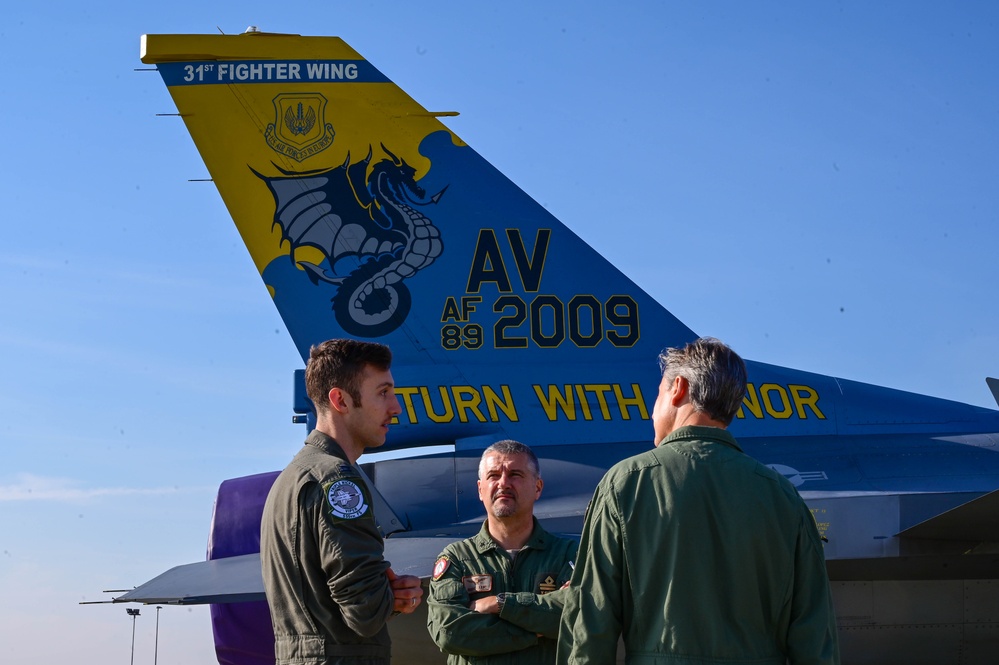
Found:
<box><xmin>478</xmin><ymin>440</ymin><xmax>541</xmax><ymax>479</ymax></box>
<box><xmin>658</xmin><ymin>337</ymin><xmax>747</xmax><ymax>426</ymax></box>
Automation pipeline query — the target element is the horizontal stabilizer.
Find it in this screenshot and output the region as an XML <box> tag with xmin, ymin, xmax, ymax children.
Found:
<box><xmin>382</xmin><ymin>535</ymin><xmax>461</xmax><ymax>578</ymax></box>
<box><xmin>114</xmin><ymin>553</ymin><xmax>264</xmax><ymax>605</ymax></box>
<box><xmin>114</xmin><ymin>536</ymin><xmax>462</xmax><ymax>605</ymax></box>
<box><xmin>896</xmin><ymin>488</ymin><xmax>999</xmax><ymax>541</ymax></box>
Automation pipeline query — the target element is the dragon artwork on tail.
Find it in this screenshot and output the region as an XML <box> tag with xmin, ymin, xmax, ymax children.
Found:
<box><xmin>252</xmin><ymin>145</ymin><xmax>445</xmax><ymax>337</ymax></box>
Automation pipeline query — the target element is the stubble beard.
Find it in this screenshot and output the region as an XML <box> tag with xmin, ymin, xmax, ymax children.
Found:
<box><xmin>491</xmin><ymin>495</ymin><xmax>517</xmax><ymax>518</ymax></box>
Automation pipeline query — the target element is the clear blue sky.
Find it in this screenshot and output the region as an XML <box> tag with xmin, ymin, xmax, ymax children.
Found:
<box><xmin>2</xmin><ymin>2</ymin><xmax>997</xmax><ymax>663</ymax></box>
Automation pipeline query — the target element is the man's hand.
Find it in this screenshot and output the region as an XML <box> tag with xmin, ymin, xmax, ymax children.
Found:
<box><xmin>387</xmin><ymin>567</ymin><xmax>423</xmax><ymax>614</ymax></box>
<box><xmin>469</xmin><ymin>595</ymin><xmax>500</xmax><ymax>614</ymax></box>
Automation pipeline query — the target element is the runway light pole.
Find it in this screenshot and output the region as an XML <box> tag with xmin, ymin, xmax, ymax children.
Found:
<box><xmin>126</xmin><ymin>608</ymin><xmax>141</xmax><ymax>665</ymax></box>
<box><xmin>155</xmin><ymin>606</ymin><xmax>162</xmax><ymax>665</ymax></box>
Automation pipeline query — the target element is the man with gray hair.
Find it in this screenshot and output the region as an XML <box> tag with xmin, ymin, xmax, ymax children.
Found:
<box><xmin>427</xmin><ymin>440</ymin><xmax>577</xmax><ymax>665</ymax></box>
<box><xmin>558</xmin><ymin>337</ymin><xmax>839</xmax><ymax>664</ymax></box>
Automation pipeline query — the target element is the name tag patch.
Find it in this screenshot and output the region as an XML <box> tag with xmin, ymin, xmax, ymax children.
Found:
<box><xmin>462</xmin><ymin>574</ymin><xmax>493</xmax><ymax>593</ymax></box>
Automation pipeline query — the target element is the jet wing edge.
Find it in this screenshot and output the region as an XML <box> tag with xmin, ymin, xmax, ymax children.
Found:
<box><xmin>113</xmin><ymin>553</ymin><xmax>264</xmax><ymax>605</ymax></box>
<box><xmin>987</xmin><ymin>377</ymin><xmax>999</xmax><ymax>409</ymax></box>
<box><xmin>110</xmin><ymin>536</ymin><xmax>467</xmax><ymax>606</ymax></box>
<box><xmin>896</xmin><ymin>488</ymin><xmax>999</xmax><ymax>541</ymax></box>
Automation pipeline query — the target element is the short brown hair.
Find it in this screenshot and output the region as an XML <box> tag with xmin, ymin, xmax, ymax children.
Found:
<box><xmin>305</xmin><ymin>339</ymin><xmax>392</xmax><ymax>412</ymax></box>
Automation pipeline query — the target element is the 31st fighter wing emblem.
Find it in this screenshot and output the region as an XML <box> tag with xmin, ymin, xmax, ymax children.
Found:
<box><xmin>265</xmin><ymin>93</ymin><xmax>334</xmax><ymax>162</ymax></box>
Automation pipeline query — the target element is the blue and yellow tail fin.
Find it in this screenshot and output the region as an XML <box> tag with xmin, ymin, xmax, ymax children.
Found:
<box><xmin>142</xmin><ymin>32</ymin><xmax>998</xmax><ymax>454</ymax></box>
<box><xmin>140</xmin><ymin>31</ymin><xmax>695</xmax><ymax>447</ymax></box>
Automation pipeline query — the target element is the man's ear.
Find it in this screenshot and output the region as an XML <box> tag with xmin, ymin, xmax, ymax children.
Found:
<box><xmin>328</xmin><ymin>387</ymin><xmax>350</xmax><ymax>414</ymax></box>
<box><xmin>671</xmin><ymin>376</ymin><xmax>689</xmax><ymax>406</ymax></box>
<box><xmin>535</xmin><ymin>476</ymin><xmax>544</xmax><ymax>500</ymax></box>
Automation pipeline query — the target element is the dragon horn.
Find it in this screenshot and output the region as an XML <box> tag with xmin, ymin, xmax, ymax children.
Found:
<box><xmin>380</xmin><ymin>143</ymin><xmax>403</xmax><ymax>166</ymax></box>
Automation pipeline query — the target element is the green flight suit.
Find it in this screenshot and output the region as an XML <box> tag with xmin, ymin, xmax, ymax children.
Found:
<box><xmin>558</xmin><ymin>426</ymin><xmax>839</xmax><ymax>665</ymax></box>
<box><xmin>261</xmin><ymin>430</ymin><xmax>395</xmax><ymax>665</ymax></box>
<box><xmin>428</xmin><ymin>518</ymin><xmax>576</xmax><ymax>665</ymax></box>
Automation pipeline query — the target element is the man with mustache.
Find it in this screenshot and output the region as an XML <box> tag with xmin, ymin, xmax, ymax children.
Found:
<box><xmin>261</xmin><ymin>339</ymin><xmax>423</xmax><ymax>665</ymax></box>
<box><xmin>427</xmin><ymin>440</ymin><xmax>577</xmax><ymax>665</ymax></box>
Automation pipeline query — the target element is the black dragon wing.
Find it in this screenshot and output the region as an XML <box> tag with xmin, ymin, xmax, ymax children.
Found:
<box><xmin>251</xmin><ymin>157</ymin><xmax>407</xmax><ymax>281</ymax></box>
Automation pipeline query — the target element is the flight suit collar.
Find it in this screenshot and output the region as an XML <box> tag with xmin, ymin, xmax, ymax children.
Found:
<box><xmin>472</xmin><ymin>516</ymin><xmax>550</xmax><ymax>554</ymax></box>
<box><xmin>304</xmin><ymin>428</ymin><xmax>351</xmax><ymax>462</ymax></box>
<box><xmin>657</xmin><ymin>425</ymin><xmax>743</xmax><ymax>453</ymax></box>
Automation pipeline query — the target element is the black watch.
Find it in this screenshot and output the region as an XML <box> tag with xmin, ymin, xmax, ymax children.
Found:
<box><xmin>496</xmin><ymin>592</ymin><xmax>507</xmax><ymax>612</ymax></box>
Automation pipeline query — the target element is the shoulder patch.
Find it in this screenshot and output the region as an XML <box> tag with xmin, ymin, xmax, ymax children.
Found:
<box><xmin>432</xmin><ymin>556</ymin><xmax>450</xmax><ymax>581</ymax></box>
<box><xmin>324</xmin><ymin>478</ymin><xmax>370</xmax><ymax>520</ymax></box>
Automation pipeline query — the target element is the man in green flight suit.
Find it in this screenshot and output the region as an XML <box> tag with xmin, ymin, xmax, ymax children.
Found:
<box><xmin>261</xmin><ymin>339</ymin><xmax>423</xmax><ymax>665</ymax></box>
<box><xmin>557</xmin><ymin>337</ymin><xmax>839</xmax><ymax>665</ymax></box>
<box><xmin>427</xmin><ymin>440</ymin><xmax>577</xmax><ymax>665</ymax></box>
